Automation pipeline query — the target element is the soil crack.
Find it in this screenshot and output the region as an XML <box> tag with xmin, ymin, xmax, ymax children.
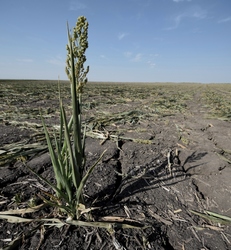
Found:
<box><xmin>191</xmin><ymin>179</ymin><xmax>205</xmax><ymax>200</ymax></box>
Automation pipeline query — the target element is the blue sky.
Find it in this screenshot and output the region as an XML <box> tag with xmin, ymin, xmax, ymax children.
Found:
<box><xmin>0</xmin><ymin>0</ymin><xmax>231</xmax><ymax>83</ymax></box>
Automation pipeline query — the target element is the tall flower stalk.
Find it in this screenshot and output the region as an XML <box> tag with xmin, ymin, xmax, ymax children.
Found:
<box><xmin>0</xmin><ymin>18</ymin><xmax>146</xmax><ymax>244</ymax></box>
<box><xmin>65</xmin><ymin>16</ymin><xmax>90</xmax><ymax>205</ymax></box>
<box><xmin>28</xmin><ymin>16</ymin><xmax>105</xmax><ymax>220</ymax></box>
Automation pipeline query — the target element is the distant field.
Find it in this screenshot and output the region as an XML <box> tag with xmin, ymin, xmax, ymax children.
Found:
<box><xmin>1</xmin><ymin>80</ymin><xmax>231</xmax><ymax>130</ymax></box>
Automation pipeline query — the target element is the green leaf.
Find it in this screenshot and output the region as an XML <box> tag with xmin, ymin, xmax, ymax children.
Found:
<box><xmin>76</xmin><ymin>149</ymin><xmax>107</xmax><ymax>207</ymax></box>
<box><xmin>205</xmin><ymin>210</ymin><xmax>231</xmax><ymax>222</ymax></box>
<box><xmin>26</xmin><ymin>164</ymin><xmax>69</xmax><ymax>203</ymax></box>
<box><xmin>41</xmin><ymin>116</ymin><xmax>63</xmax><ymax>191</ymax></box>
<box><xmin>61</xmin><ymin>105</ymin><xmax>81</xmax><ymax>189</ymax></box>
<box><xmin>190</xmin><ymin>210</ymin><xmax>231</xmax><ymax>225</ymax></box>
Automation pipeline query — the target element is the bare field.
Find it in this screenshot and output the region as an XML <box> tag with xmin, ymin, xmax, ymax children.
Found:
<box><xmin>1</xmin><ymin>80</ymin><xmax>231</xmax><ymax>249</ymax></box>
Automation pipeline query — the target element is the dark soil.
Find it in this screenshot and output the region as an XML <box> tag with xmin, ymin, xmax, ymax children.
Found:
<box><xmin>1</xmin><ymin>80</ymin><xmax>231</xmax><ymax>250</ymax></box>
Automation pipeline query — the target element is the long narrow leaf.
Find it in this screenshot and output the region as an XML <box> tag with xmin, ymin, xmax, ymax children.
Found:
<box><xmin>41</xmin><ymin>115</ymin><xmax>73</xmax><ymax>202</ymax></box>
<box><xmin>56</xmin><ymin>154</ymin><xmax>73</xmax><ymax>203</ymax></box>
<box><xmin>58</xmin><ymin>81</ymin><xmax>64</xmax><ymax>151</ymax></box>
<box><xmin>41</xmin><ymin>116</ymin><xmax>63</xmax><ymax>191</ymax></box>
<box><xmin>67</xmin><ymin>219</ymin><xmax>146</xmax><ymax>229</ymax></box>
<box><xmin>81</xmin><ymin>124</ymin><xmax>87</xmax><ymax>167</ymax></box>
<box><xmin>61</xmin><ymin>114</ymin><xmax>73</xmax><ymax>159</ymax></box>
<box><xmin>26</xmin><ymin>164</ymin><xmax>68</xmax><ymax>203</ymax></box>
<box><xmin>76</xmin><ymin>149</ymin><xmax>107</xmax><ymax>206</ymax></box>
<box><xmin>61</xmin><ymin>105</ymin><xmax>81</xmax><ymax>189</ymax></box>
<box><xmin>0</xmin><ymin>204</ymin><xmax>45</xmax><ymax>215</ymax></box>
<box><xmin>190</xmin><ymin>210</ymin><xmax>231</xmax><ymax>225</ymax></box>
<box><xmin>206</xmin><ymin>210</ymin><xmax>231</xmax><ymax>222</ymax></box>
<box><xmin>0</xmin><ymin>214</ymin><xmax>34</xmax><ymax>223</ymax></box>
<box><xmin>52</xmin><ymin>103</ymin><xmax>73</xmax><ymax>202</ymax></box>
<box><xmin>51</xmin><ymin>131</ymin><xmax>73</xmax><ymax>203</ymax></box>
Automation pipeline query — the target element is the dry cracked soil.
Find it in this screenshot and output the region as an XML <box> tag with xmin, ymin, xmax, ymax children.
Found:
<box><xmin>0</xmin><ymin>80</ymin><xmax>231</xmax><ymax>250</ymax></box>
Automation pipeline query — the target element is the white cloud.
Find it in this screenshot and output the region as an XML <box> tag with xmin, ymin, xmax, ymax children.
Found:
<box><xmin>125</xmin><ymin>52</ymin><xmax>158</xmax><ymax>68</ymax></box>
<box><xmin>16</xmin><ymin>59</ymin><xmax>33</xmax><ymax>63</ymax></box>
<box><xmin>131</xmin><ymin>53</ymin><xmax>143</xmax><ymax>62</ymax></box>
<box><xmin>69</xmin><ymin>1</ymin><xmax>86</xmax><ymax>10</ymax></box>
<box><xmin>147</xmin><ymin>61</ymin><xmax>156</xmax><ymax>68</ymax></box>
<box><xmin>118</xmin><ymin>33</ymin><xmax>129</xmax><ymax>40</ymax></box>
<box><xmin>165</xmin><ymin>14</ymin><xmax>184</xmax><ymax>30</ymax></box>
<box><xmin>193</xmin><ymin>10</ymin><xmax>207</xmax><ymax>19</ymax></box>
<box><xmin>165</xmin><ymin>8</ymin><xmax>207</xmax><ymax>30</ymax></box>
<box><xmin>218</xmin><ymin>17</ymin><xmax>231</xmax><ymax>23</ymax></box>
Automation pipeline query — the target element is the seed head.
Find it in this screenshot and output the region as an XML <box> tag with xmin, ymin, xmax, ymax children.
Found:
<box><xmin>66</xmin><ymin>16</ymin><xmax>89</xmax><ymax>90</ymax></box>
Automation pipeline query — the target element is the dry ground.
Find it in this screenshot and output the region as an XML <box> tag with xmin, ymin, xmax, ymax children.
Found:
<box><xmin>0</xmin><ymin>80</ymin><xmax>231</xmax><ymax>249</ymax></box>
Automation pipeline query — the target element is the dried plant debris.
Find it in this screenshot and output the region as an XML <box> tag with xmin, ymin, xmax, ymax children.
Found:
<box><xmin>1</xmin><ymin>80</ymin><xmax>231</xmax><ymax>249</ymax></box>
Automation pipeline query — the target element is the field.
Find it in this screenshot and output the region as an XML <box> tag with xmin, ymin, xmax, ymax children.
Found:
<box><xmin>1</xmin><ymin>80</ymin><xmax>231</xmax><ymax>249</ymax></box>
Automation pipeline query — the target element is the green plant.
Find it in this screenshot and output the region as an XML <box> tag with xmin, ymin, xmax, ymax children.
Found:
<box><xmin>29</xmin><ymin>16</ymin><xmax>106</xmax><ymax>220</ymax></box>
<box><xmin>0</xmin><ymin>18</ymin><xmax>145</xmax><ymax>250</ymax></box>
